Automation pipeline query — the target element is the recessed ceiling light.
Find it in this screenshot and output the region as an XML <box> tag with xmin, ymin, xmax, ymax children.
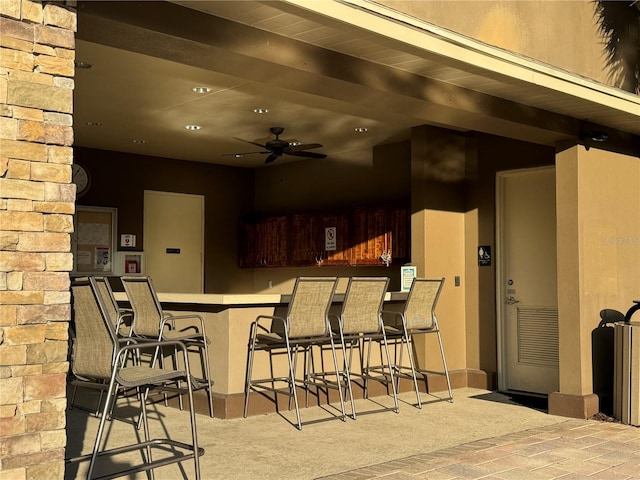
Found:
<box><xmin>185</xmin><ymin>125</ymin><xmax>201</xmax><ymax>131</ymax></box>
<box><xmin>233</xmin><ymin>154</ymin><xmax>243</xmax><ymax>158</ymax></box>
<box><xmin>133</xmin><ymin>139</ymin><xmax>146</xmax><ymax>144</ymax></box>
<box><xmin>86</xmin><ymin>121</ymin><xmax>102</xmax><ymax>127</ymax></box>
<box><xmin>253</xmin><ymin>108</ymin><xmax>269</xmax><ymax>114</ymax></box>
<box><xmin>354</xmin><ymin>127</ymin><xmax>368</xmax><ymax>133</ymax></box>
<box><xmin>192</xmin><ymin>86</ymin><xmax>211</xmax><ymax>94</ymax></box>
<box><xmin>75</xmin><ymin>61</ymin><xmax>93</xmax><ymax>69</ymax></box>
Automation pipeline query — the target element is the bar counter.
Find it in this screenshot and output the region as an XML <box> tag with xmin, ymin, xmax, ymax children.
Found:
<box><xmin>113</xmin><ymin>291</ymin><xmax>408</xmax><ymax>418</ymax></box>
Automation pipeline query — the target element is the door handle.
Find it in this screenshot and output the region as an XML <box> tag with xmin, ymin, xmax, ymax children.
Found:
<box><xmin>506</xmin><ymin>296</ymin><xmax>520</xmax><ymax>305</ymax></box>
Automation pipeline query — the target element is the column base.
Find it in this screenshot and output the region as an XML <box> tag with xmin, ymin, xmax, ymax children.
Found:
<box><xmin>548</xmin><ymin>391</ymin><xmax>599</xmax><ymax>419</ymax></box>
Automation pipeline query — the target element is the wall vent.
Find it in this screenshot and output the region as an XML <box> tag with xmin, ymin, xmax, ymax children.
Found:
<box><xmin>517</xmin><ymin>306</ymin><xmax>559</xmax><ymax>367</ymax></box>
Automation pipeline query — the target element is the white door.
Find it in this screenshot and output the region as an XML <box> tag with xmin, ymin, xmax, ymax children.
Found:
<box><xmin>497</xmin><ymin>167</ymin><xmax>559</xmax><ymax>394</ymax></box>
<box><xmin>143</xmin><ymin>191</ymin><xmax>204</xmax><ymax>293</ymax></box>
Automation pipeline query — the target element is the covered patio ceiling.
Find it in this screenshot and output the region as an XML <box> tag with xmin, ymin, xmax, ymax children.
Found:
<box><xmin>73</xmin><ymin>1</ymin><xmax>640</xmax><ymax>168</ymax></box>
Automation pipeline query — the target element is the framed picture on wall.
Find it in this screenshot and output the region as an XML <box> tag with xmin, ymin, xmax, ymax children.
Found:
<box><xmin>72</xmin><ymin>206</ymin><xmax>117</xmax><ymax>276</ymax></box>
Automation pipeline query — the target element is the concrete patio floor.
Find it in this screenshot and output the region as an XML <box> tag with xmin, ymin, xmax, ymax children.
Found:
<box><xmin>64</xmin><ymin>387</ymin><xmax>639</xmax><ymax>479</ymax></box>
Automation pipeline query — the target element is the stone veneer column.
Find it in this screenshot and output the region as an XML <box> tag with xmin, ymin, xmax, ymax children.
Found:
<box><xmin>0</xmin><ymin>1</ymin><xmax>76</xmax><ymax>479</ymax></box>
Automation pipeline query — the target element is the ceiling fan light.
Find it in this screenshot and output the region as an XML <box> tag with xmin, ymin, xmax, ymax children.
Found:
<box><xmin>253</xmin><ymin>108</ymin><xmax>269</xmax><ymax>114</ymax></box>
<box><xmin>185</xmin><ymin>124</ymin><xmax>201</xmax><ymax>131</ymax></box>
<box><xmin>354</xmin><ymin>127</ymin><xmax>368</xmax><ymax>133</ymax></box>
<box><xmin>133</xmin><ymin>139</ymin><xmax>146</xmax><ymax>144</ymax></box>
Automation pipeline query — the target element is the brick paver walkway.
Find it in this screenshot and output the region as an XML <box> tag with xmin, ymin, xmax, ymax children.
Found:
<box><xmin>320</xmin><ymin>419</ymin><xmax>640</xmax><ymax>480</ymax></box>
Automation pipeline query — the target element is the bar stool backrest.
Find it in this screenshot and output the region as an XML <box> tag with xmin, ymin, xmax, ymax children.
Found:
<box><xmin>94</xmin><ymin>276</ymin><xmax>119</xmax><ymax>328</ymax></box>
<box><xmin>287</xmin><ymin>277</ymin><xmax>338</xmax><ymax>339</ymax></box>
<box><xmin>404</xmin><ymin>278</ymin><xmax>445</xmax><ymax>330</ymax></box>
<box><xmin>341</xmin><ymin>277</ymin><xmax>389</xmax><ymax>335</ymax></box>
<box><xmin>71</xmin><ymin>277</ymin><xmax>117</xmax><ymax>380</ymax></box>
<box><xmin>121</xmin><ymin>276</ymin><xmax>163</xmax><ymax>338</ymax></box>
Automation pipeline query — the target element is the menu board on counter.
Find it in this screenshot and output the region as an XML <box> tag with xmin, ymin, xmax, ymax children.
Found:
<box><xmin>401</xmin><ymin>265</ymin><xmax>417</xmax><ymax>292</ymax></box>
<box><xmin>72</xmin><ymin>206</ymin><xmax>117</xmax><ymax>275</ymax></box>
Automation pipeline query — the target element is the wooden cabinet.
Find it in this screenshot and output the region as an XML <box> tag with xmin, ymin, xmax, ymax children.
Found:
<box><xmin>239</xmin><ymin>216</ymin><xmax>288</xmax><ymax>267</ymax></box>
<box><xmin>239</xmin><ymin>206</ymin><xmax>408</xmax><ymax>268</ymax></box>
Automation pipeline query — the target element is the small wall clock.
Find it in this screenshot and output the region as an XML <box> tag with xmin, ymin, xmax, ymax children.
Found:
<box><xmin>72</xmin><ymin>164</ymin><xmax>90</xmax><ymax>197</ymax></box>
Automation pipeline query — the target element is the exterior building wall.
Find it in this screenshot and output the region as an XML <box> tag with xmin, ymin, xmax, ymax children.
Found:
<box><xmin>551</xmin><ymin>145</ymin><xmax>640</xmax><ymax>418</ymax></box>
<box><xmin>380</xmin><ymin>0</ymin><xmax>609</xmax><ymax>87</ymax></box>
<box><xmin>0</xmin><ymin>2</ymin><xmax>76</xmax><ymax>478</ymax></box>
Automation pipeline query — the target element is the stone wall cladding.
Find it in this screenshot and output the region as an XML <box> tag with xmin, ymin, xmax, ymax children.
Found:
<box><xmin>0</xmin><ymin>2</ymin><xmax>76</xmax><ymax>479</ymax></box>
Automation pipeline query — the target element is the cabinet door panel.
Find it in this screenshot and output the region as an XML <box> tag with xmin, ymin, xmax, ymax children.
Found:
<box><xmin>263</xmin><ymin>216</ymin><xmax>288</xmax><ymax>266</ymax></box>
<box><xmin>239</xmin><ymin>222</ymin><xmax>259</xmax><ymax>268</ymax></box>
<box><xmin>290</xmin><ymin>214</ymin><xmax>319</xmax><ymax>266</ymax></box>
<box><xmin>388</xmin><ymin>207</ymin><xmax>409</xmax><ymax>262</ymax></box>
<box><xmin>351</xmin><ymin>207</ymin><xmax>387</xmax><ymax>265</ymax></box>
<box><xmin>239</xmin><ymin>216</ymin><xmax>289</xmax><ymax>268</ymax></box>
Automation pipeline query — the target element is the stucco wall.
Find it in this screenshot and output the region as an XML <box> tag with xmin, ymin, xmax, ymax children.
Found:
<box><xmin>556</xmin><ymin>146</ymin><xmax>640</xmax><ymax>397</ymax></box>
<box><xmin>254</xmin><ymin>144</ymin><xmax>410</xmax><ymax>214</ymax></box>
<box><xmin>379</xmin><ymin>0</ymin><xmax>610</xmax><ymax>86</ymax></box>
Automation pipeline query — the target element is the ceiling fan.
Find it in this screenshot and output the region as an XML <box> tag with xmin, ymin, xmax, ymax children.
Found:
<box><xmin>224</xmin><ymin>126</ymin><xmax>327</xmax><ymax>164</ymax></box>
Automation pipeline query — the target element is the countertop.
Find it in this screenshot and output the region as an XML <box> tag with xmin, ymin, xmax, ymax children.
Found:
<box><xmin>113</xmin><ymin>291</ymin><xmax>408</xmax><ymax>306</ymax></box>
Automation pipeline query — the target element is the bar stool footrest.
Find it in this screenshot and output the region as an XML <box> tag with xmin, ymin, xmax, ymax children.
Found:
<box><xmin>66</xmin><ymin>438</ymin><xmax>204</xmax><ymax>480</ymax></box>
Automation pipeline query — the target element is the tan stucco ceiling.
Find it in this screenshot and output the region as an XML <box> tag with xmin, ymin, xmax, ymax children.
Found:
<box><xmin>73</xmin><ymin>1</ymin><xmax>640</xmax><ymax>168</ymax></box>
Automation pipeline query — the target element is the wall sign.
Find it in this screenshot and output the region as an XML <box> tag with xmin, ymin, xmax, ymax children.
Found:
<box><xmin>478</xmin><ymin>246</ymin><xmax>491</xmax><ymax>266</ymax></box>
<box><xmin>325</xmin><ymin>227</ymin><xmax>337</xmax><ymax>251</ymax></box>
<box><xmin>401</xmin><ymin>265</ymin><xmax>417</xmax><ymax>292</ymax></box>
<box><xmin>121</xmin><ymin>234</ymin><xmax>136</xmax><ymax>248</ymax></box>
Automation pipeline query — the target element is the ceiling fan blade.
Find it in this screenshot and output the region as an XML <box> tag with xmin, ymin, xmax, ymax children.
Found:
<box><xmin>264</xmin><ymin>153</ymin><xmax>280</xmax><ymax>164</ymax></box>
<box><xmin>221</xmin><ymin>150</ymin><xmax>270</xmax><ymax>156</ymax></box>
<box><xmin>232</xmin><ymin>137</ymin><xmax>268</xmax><ymax>149</ymax></box>
<box><xmin>287</xmin><ymin>150</ymin><xmax>327</xmax><ymax>159</ymax></box>
<box><xmin>286</xmin><ymin>143</ymin><xmax>323</xmax><ymax>152</ymax></box>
